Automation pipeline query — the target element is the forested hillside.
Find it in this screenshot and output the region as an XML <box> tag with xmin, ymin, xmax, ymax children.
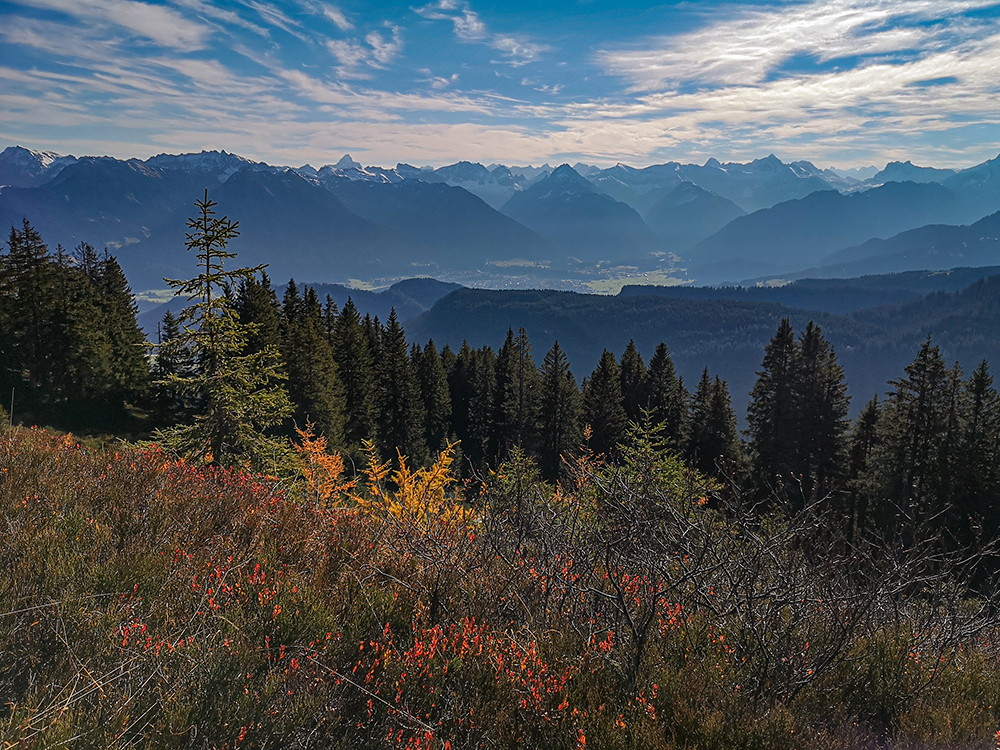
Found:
<box><xmin>5</xmin><ymin>199</ymin><xmax>1000</xmax><ymax>748</ymax></box>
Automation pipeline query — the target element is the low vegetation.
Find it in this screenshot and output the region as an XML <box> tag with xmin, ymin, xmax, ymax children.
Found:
<box><xmin>2</xmin><ymin>426</ymin><xmax>999</xmax><ymax>748</ymax></box>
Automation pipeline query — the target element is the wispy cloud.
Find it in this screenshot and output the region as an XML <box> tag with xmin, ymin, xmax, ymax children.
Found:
<box><xmin>14</xmin><ymin>0</ymin><xmax>211</xmax><ymax>50</ymax></box>
<box><xmin>415</xmin><ymin>0</ymin><xmax>550</xmax><ymax>65</ymax></box>
<box><xmin>318</xmin><ymin>3</ymin><xmax>353</xmax><ymax>31</ymax></box>
<box><xmin>598</xmin><ymin>0</ymin><xmax>1000</xmax><ymax>90</ymax></box>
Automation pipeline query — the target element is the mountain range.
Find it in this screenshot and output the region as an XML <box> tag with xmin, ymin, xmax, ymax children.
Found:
<box><xmin>3</xmin><ymin>145</ymin><xmax>1000</xmax><ymax>290</ymax></box>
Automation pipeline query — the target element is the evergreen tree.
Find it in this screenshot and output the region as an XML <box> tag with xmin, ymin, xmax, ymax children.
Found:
<box><xmin>375</xmin><ymin>309</ymin><xmax>426</xmax><ymax>464</ymax></box>
<box><xmin>846</xmin><ymin>396</ymin><xmax>881</xmax><ymax>540</ymax></box>
<box><xmin>645</xmin><ymin>342</ymin><xmax>688</xmax><ymax>450</ymax></box>
<box><xmin>3</xmin><ymin>219</ymin><xmax>59</xmax><ymax>399</ymax></box>
<box><xmin>153</xmin><ymin>191</ymin><xmax>292</xmax><ymax>469</ymax></box>
<box><xmin>796</xmin><ymin>322</ymin><xmax>850</xmax><ymax>500</ymax></box>
<box><xmin>153</xmin><ymin>310</ymin><xmax>197</xmax><ymax>425</ymax></box>
<box><xmin>332</xmin><ymin>297</ymin><xmax>376</xmax><ymax>452</ymax></box>
<box><xmin>583</xmin><ymin>349</ymin><xmax>627</xmax><ymax>456</ymax></box>
<box><xmin>93</xmin><ymin>250</ymin><xmax>149</xmax><ymax>403</ymax></box>
<box><xmin>689</xmin><ymin>369</ymin><xmax>740</xmax><ymax>476</ymax></box>
<box><xmin>236</xmin><ymin>272</ymin><xmax>281</xmax><ymax>355</ymax></box>
<box><xmin>619</xmin><ymin>339</ymin><xmax>647</xmax><ymax>424</ymax></box>
<box><xmin>746</xmin><ymin>318</ymin><xmax>800</xmax><ymax>487</ymax></box>
<box><xmin>281</xmin><ymin>286</ymin><xmax>345</xmax><ymax>446</ymax></box>
<box><xmin>492</xmin><ymin>327</ymin><xmax>541</xmax><ymax>457</ymax></box>
<box><xmin>416</xmin><ymin>340</ymin><xmax>452</xmax><ymax>454</ymax></box>
<box><xmin>538</xmin><ymin>340</ymin><xmax>582</xmax><ymax>481</ymax></box>
<box><xmin>868</xmin><ymin>338</ymin><xmax>964</xmax><ymax>534</ymax></box>
<box><xmin>956</xmin><ymin>361</ymin><xmax>1000</xmax><ymax>538</ymax></box>
<box><xmin>465</xmin><ymin>346</ymin><xmax>496</xmax><ymax>473</ymax></box>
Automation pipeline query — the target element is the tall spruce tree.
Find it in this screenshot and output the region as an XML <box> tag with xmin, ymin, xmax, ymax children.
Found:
<box><xmin>492</xmin><ymin>327</ymin><xmax>541</xmax><ymax>457</ymax></box>
<box><xmin>689</xmin><ymin>369</ymin><xmax>740</xmax><ymax>476</ymax></box>
<box><xmin>956</xmin><ymin>361</ymin><xmax>1000</xmax><ymax>538</ymax></box>
<box><xmin>153</xmin><ymin>191</ymin><xmax>292</xmax><ymax>469</ymax></box>
<box><xmin>375</xmin><ymin>309</ymin><xmax>426</xmax><ymax>464</ymax></box>
<box><xmin>796</xmin><ymin>322</ymin><xmax>850</xmax><ymax>501</ymax></box>
<box><xmin>332</xmin><ymin>297</ymin><xmax>376</xmax><ymax>452</ymax></box>
<box><xmin>619</xmin><ymin>339</ymin><xmax>648</xmax><ymax>424</ymax></box>
<box><xmin>281</xmin><ymin>283</ymin><xmax>345</xmax><ymax>445</ymax></box>
<box><xmin>868</xmin><ymin>338</ymin><xmax>964</xmax><ymax>535</ymax></box>
<box><xmin>93</xmin><ymin>250</ymin><xmax>150</xmax><ymax>404</ymax></box>
<box><xmin>583</xmin><ymin>349</ymin><xmax>627</xmax><ymax>457</ymax></box>
<box><xmin>746</xmin><ymin>318</ymin><xmax>801</xmax><ymax>487</ymax></box>
<box><xmin>538</xmin><ymin>340</ymin><xmax>582</xmax><ymax>481</ymax></box>
<box><xmin>416</xmin><ymin>339</ymin><xmax>452</xmax><ymax>454</ymax></box>
<box><xmin>645</xmin><ymin>342</ymin><xmax>688</xmax><ymax>450</ymax></box>
<box><xmin>236</xmin><ymin>273</ymin><xmax>281</xmax><ymax>355</ymax></box>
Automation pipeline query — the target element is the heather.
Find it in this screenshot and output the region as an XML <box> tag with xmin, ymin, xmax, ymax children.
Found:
<box><xmin>2</xmin><ymin>426</ymin><xmax>998</xmax><ymax>749</ymax></box>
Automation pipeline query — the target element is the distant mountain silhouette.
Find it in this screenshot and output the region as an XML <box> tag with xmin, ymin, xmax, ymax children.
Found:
<box><xmin>644</xmin><ymin>182</ymin><xmax>745</xmax><ymax>251</ymax></box>
<box><xmin>500</xmin><ymin>164</ymin><xmax>659</xmax><ymax>262</ymax></box>
<box><xmin>687</xmin><ymin>181</ymin><xmax>986</xmax><ymax>283</ymax></box>
<box><xmin>327</xmin><ymin>178</ymin><xmax>551</xmax><ymax>269</ymax></box>
<box><xmin>871</xmin><ymin>160</ymin><xmax>956</xmax><ymax>184</ymax></box>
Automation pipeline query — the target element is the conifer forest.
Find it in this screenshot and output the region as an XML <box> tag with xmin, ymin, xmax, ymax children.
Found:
<box><xmin>3</xmin><ymin>199</ymin><xmax>1000</xmax><ymax>749</ymax></box>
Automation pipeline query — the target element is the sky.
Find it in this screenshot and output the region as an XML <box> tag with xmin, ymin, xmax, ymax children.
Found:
<box><xmin>1</xmin><ymin>0</ymin><xmax>999</xmax><ymax>169</ymax></box>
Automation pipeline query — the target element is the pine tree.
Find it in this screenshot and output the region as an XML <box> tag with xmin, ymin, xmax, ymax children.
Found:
<box><xmin>375</xmin><ymin>309</ymin><xmax>426</xmax><ymax>464</ymax></box>
<box><xmin>619</xmin><ymin>339</ymin><xmax>647</xmax><ymax>425</ymax></box>
<box><xmin>416</xmin><ymin>339</ymin><xmax>452</xmax><ymax>453</ymax></box>
<box><xmin>956</xmin><ymin>361</ymin><xmax>1000</xmax><ymax>538</ymax></box>
<box><xmin>492</xmin><ymin>327</ymin><xmax>541</xmax><ymax>457</ymax></box>
<box><xmin>463</xmin><ymin>345</ymin><xmax>496</xmax><ymax>473</ymax></box>
<box><xmin>332</xmin><ymin>297</ymin><xmax>376</xmax><ymax>452</ymax></box>
<box><xmin>689</xmin><ymin>369</ymin><xmax>740</xmax><ymax>475</ymax></box>
<box><xmin>796</xmin><ymin>322</ymin><xmax>850</xmax><ymax>500</ymax></box>
<box><xmin>281</xmin><ymin>285</ymin><xmax>345</xmax><ymax>446</ymax></box>
<box><xmin>93</xmin><ymin>250</ymin><xmax>149</xmax><ymax>403</ymax></box>
<box><xmin>846</xmin><ymin>396</ymin><xmax>881</xmax><ymax>540</ymax></box>
<box><xmin>236</xmin><ymin>272</ymin><xmax>281</xmax><ymax>355</ymax></box>
<box><xmin>583</xmin><ymin>349</ymin><xmax>627</xmax><ymax>457</ymax></box>
<box><xmin>153</xmin><ymin>191</ymin><xmax>292</xmax><ymax>470</ymax></box>
<box><xmin>746</xmin><ymin>318</ymin><xmax>800</xmax><ymax>487</ymax></box>
<box><xmin>645</xmin><ymin>342</ymin><xmax>688</xmax><ymax>449</ymax></box>
<box><xmin>538</xmin><ymin>340</ymin><xmax>582</xmax><ymax>481</ymax></box>
<box><xmin>868</xmin><ymin>338</ymin><xmax>963</xmax><ymax>534</ymax></box>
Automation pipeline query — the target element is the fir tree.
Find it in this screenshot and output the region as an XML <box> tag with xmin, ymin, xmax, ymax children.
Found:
<box><xmin>375</xmin><ymin>309</ymin><xmax>426</xmax><ymax>464</ymax></box>
<box><xmin>94</xmin><ymin>250</ymin><xmax>149</xmax><ymax>403</ymax></box>
<box><xmin>689</xmin><ymin>369</ymin><xmax>740</xmax><ymax>476</ymax></box>
<box><xmin>868</xmin><ymin>338</ymin><xmax>963</xmax><ymax>534</ymax></box>
<box><xmin>538</xmin><ymin>340</ymin><xmax>582</xmax><ymax>481</ymax></box>
<box><xmin>332</xmin><ymin>298</ymin><xmax>376</xmax><ymax>452</ymax></box>
<box><xmin>281</xmin><ymin>286</ymin><xmax>345</xmax><ymax>446</ymax></box>
<box><xmin>645</xmin><ymin>342</ymin><xmax>688</xmax><ymax>450</ymax></box>
<box><xmin>619</xmin><ymin>339</ymin><xmax>648</xmax><ymax>425</ymax></box>
<box><xmin>236</xmin><ymin>272</ymin><xmax>281</xmax><ymax>355</ymax></box>
<box><xmin>492</xmin><ymin>328</ymin><xmax>541</xmax><ymax>457</ymax></box>
<box><xmin>416</xmin><ymin>339</ymin><xmax>452</xmax><ymax>453</ymax></box>
<box><xmin>746</xmin><ymin>318</ymin><xmax>800</xmax><ymax>487</ymax></box>
<box><xmin>153</xmin><ymin>310</ymin><xmax>197</xmax><ymax>425</ymax></box>
<box><xmin>796</xmin><ymin>322</ymin><xmax>850</xmax><ymax>501</ymax></box>
<box><xmin>153</xmin><ymin>191</ymin><xmax>292</xmax><ymax>470</ymax></box>
<box><xmin>583</xmin><ymin>349</ymin><xmax>627</xmax><ymax>457</ymax></box>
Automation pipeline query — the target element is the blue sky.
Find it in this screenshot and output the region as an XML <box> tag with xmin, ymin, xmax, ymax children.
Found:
<box><xmin>1</xmin><ymin>0</ymin><xmax>999</xmax><ymax>168</ymax></box>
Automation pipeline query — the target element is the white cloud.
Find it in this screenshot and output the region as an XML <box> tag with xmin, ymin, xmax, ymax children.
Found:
<box><xmin>366</xmin><ymin>26</ymin><xmax>404</xmax><ymax>65</ymax></box>
<box><xmin>170</xmin><ymin>0</ymin><xmax>270</xmax><ymax>38</ymax></box>
<box><xmin>321</xmin><ymin>4</ymin><xmax>353</xmax><ymax>31</ymax></box>
<box><xmin>414</xmin><ymin>0</ymin><xmax>549</xmax><ymax>64</ymax></box>
<box><xmin>327</xmin><ymin>39</ymin><xmax>368</xmax><ymax>68</ymax></box>
<box><xmin>598</xmin><ymin>0</ymin><xmax>1000</xmax><ymax>91</ymax></box>
<box><xmin>14</xmin><ymin>0</ymin><xmax>210</xmax><ymax>50</ymax></box>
